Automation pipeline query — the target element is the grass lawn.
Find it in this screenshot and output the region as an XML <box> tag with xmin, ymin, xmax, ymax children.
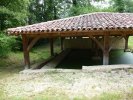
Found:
<box><xmin>128</xmin><ymin>36</ymin><xmax>133</xmax><ymax>49</ymax></box>
<box><xmin>0</xmin><ymin>39</ymin><xmax>133</xmax><ymax>100</ymax></box>
<box><xmin>0</xmin><ymin>41</ymin><xmax>61</xmax><ymax>79</ymax></box>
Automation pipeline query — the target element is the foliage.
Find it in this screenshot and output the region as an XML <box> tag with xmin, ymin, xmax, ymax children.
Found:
<box><xmin>1</xmin><ymin>0</ymin><xmax>133</xmax><ymax>56</ymax></box>
<box><xmin>112</xmin><ymin>0</ymin><xmax>124</xmax><ymax>12</ymax></box>
<box><xmin>0</xmin><ymin>32</ymin><xmax>16</xmax><ymax>57</ymax></box>
<box><xmin>11</xmin><ymin>36</ymin><xmax>23</xmax><ymax>51</ymax></box>
<box><xmin>0</xmin><ymin>0</ymin><xmax>29</xmax><ymax>31</ymax></box>
<box><xmin>128</xmin><ymin>36</ymin><xmax>133</xmax><ymax>49</ymax></box>
<box><xmin>112</xmin><ymin>0</ymin><xmax>133</xmax><ymax>12</ymax></box>
<box><xmin>28</xmin><ymin>0</ymin><xmax>62</xmax><ymax>24</ymax></box>
<box><xmin>68</xmin><ymin>0</ymin><xmax>114</xmax><ymax>16</ymax></box>
<box><xmin>91</xmin><ymin>92</ymin><xmax>122</xmax><ymax>100</ymax></box>
<box><xmin>124</xmin><ymin>0</ymin><xmax>133</xmax><ymax>12</ymax></box>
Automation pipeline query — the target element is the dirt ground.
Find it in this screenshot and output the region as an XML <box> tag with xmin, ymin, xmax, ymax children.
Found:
<box><xmin>0</xmin><ymin>65</ymin><xmax>133</xmax><ymax>99</ymax></box>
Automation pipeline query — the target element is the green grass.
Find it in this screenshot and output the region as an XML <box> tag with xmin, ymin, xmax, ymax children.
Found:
<box><xmin>91</xmin><ymin>92</ymin><xmax>122</xmax><ymax>100</ymax></box>
<box><xmin>1</xmin><ymin>39</ymin><xmax>133</xmax><ymax>100</ymax></box>
<box><xmin>128</xmin><ymin>36</ymin><xmax>133</xmax><ymax>49</ymax></box>
<box><xmin>5</xmin><ymin>88</ymin><xmax>70</xmax><ymax>100</ymax></box>
<box><xmin>91</xmin><ymin>89</ymin><xmax>133</xmax><ymax>100</ymax></box>
<box><xmin>0</xmin><ymin>42</ymin><xmax>61</xmax><ymax>79</ymax></box>
<box><xmin>3</xmin><ymin>89</ymin><xmax>133</xmax><ymax>100</ymax></box>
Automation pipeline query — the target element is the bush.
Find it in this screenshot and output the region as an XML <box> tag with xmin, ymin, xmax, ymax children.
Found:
<box><xmin>11</xmin><ymin>36</ymin><xmax>23</xmax><ymax>51</ymax></box>
<box><xmin>0</xmin><ymin>32</ymin><xmax>16</xmax><ymax>57</ymax></box>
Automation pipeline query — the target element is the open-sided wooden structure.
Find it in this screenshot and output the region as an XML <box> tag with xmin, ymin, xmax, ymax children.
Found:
<box><xmin>7</xmin><ymin>12</ymin><xmax>133</xmax><ymax>69</ymax></box>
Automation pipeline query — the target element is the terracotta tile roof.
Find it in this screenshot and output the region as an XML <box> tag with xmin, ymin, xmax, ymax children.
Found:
<box><xmin>7</xmin><ymin>12</ymin><xmax>133</xmax><ymax>35</ymax></box>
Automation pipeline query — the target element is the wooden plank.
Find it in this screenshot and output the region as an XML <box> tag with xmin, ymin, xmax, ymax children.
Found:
<box><xmin>22</xmin><ymin>35</ymin><xmax>30</xmax><ymax>69</ymax></box>
<box><xmin>31</xmin><ymin>55</ymin><xmax>57</xmax><ymax>69</ymax></box>
<box><xmin>103</xmin><ymin>35</ymin><xmax>110</xmax><ymax>65</ymax></box>
<box><xmin>27</xmin><ymin>36</ymin><xmax>40</xmax><ymax>51</ymax></box>
<box><xmin>41</xmin><ymin>49</ymin><xmax>71</xmax><ymax>69</ymax></box>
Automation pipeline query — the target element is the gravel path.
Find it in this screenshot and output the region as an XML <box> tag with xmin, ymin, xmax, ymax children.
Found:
<box><xmin>0</xmin><ymin>65</ymin><xmax>133</xmax><ymax>98</ymax></box>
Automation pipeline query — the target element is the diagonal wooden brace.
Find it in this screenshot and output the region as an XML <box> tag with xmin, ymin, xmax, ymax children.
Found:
<box><xmin>27</xmin><ymin>36</ymin><xmax>41</xmax><ymax>52</ymax></box>
<box><xmin>89</xmin><ymin>35</ymin><xmax>104</xmax><ymax>51</ymax></box>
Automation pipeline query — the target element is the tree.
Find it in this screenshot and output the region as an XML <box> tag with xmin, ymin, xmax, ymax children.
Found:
<box><xmin>124</xmin><ymin>0</ymin><xmax>133</xmax><ymax>12</ymax></box>
<box><xmin>112</xmin><ymin>0</ymin><xmax>133</xmax><ymax>13</ymax></box>
<box><xmin>0</xmin><ymin>0</ymin><xmax>29</xmax><ymax>31</ymax></box>
<box><xmin>28</xmin><ymin>0</ymin><xmax>61</xmax><ymax>24</ymax></box>
<box><xmin>68</xmin><ymin>0</ymin><xmax>106</xmax><ymax>16</ymax></box>
<box><xmin>112</xmin><ymin>0</ymin><xmax>124</xmax><ymax>12</ymax></box>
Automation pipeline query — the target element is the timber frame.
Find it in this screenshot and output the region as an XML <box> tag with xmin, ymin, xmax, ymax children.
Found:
<box><xmin>7</xmin><ymin>12</ymin><xmax>133</xmax><ymax>69</ymax></box>
<box><xmin>21</xmin><ymin>32</ymin><xmax>131</xmax><ymax>69</ymax></box>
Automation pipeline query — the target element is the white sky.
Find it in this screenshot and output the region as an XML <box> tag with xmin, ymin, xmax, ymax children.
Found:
<box><xmin>91</xmin><ymin>0</ymin><xmax>111</xmax><ymax>8</ymax></box>
<box><xmin>39</xmin><ymin>0</ymin><xmax>111</xmax><ymax>8</ymax></box>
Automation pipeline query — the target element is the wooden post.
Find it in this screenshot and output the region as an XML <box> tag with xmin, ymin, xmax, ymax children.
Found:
<box><xmin>22</xmin><ymin>35</ymin><xmax>30</xmax><ymax>69</ymax></box>
<box><xmin>124</xmin><ymin>36</ymin><xmax>129</xmax><ymax>52</ymax></box>
<box><xmin>61</xmin><ymin>37</ymin><xmax>64</xmax><ymax>51</ymax></box>
<box><xmin>50</xmin><ymin>38</ymin><xmax>54</xmax><ymax>56</ymax></box>
<box><xmin>103</xmin><ymin>35</ymin><xmax>110</xmax><ymax>65</ymax></box>
<box><xmin>95</xmin><ymin>36</ymin><xmax>99</xmax><ymax>56</ymax></box>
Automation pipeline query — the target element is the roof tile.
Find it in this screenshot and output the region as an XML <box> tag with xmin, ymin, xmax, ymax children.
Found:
<box><xmin>7</xmin><ymin>12</ymin><xmax>133</xmax><ymax>35</ymax></box>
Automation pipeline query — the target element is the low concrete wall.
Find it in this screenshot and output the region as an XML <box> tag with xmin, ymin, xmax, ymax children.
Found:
<box><xmin>64</xmin><ymin>37</ymin><xmax>125</xmax><ymax>49</ymax></box>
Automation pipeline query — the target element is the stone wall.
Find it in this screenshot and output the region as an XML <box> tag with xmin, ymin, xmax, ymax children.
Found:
<box><xmin>64</xmin><ymin>37</ymin><xmax>125</xmax><ymax>49</ymax></box>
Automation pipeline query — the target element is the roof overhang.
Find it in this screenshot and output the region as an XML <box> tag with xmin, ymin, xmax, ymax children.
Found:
<box><xmin>7</xmin><ymin>12</ymin><xmax>133</xmax><ymax>36</ymax></box>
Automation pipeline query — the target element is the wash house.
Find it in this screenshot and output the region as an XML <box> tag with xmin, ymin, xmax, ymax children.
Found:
<box><xmin>7</xmin><ymin>13</ymin><xmax>133</xmax><ymax>69</ymax></box>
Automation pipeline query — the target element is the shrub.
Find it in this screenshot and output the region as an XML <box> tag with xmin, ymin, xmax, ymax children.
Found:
<box><xmin>0</xmin><ymin>32</ymin><xmax>16</xmax><ymax>57</ymax></box>
<box><xmin>11</xmin><ymin>36</ymin><xmax>23</xmax><ymax>51</ymax></box>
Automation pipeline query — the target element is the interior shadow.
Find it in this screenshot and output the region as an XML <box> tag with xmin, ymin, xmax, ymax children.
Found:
<box><xmin>56</xmin><ymin>49</ymin><xmax>103</xmax><ymax>69</ymax></box>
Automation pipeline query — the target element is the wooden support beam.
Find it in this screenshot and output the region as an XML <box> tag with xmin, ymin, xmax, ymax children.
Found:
<box><xmin>95</xmin><ymin>36</ymin><xmax>100</xmax><ymax>56</ymax></box>
<box><xmin>22</xmin><ymin>35</ymin><xmax>30</xmax><ymax>69</ymax></box>
<box><xmin>103</xmin><ymin>35</ymin><xmax>110</xmax><ymax>65</ymax></box>
<box><xmin>49</xmin><ymin>38</ymin><xmax>54</xmax><ymax>56</ymax></box>
<box><xmin>27</xmin><ymin>36</ymin><xmax>40</xmax><ymax>52</ymax></box>
<box><xmin>91</xmin><ymin>38</ymin><xmax>94</xmax><ymax>50</ymax></box>
<box><xmin>124</xmin><ymin>36</ymin><xmax>129</xmax><ymax>52</ymax></box>
<box><xmin>60</xmin><ymin>37</ymin><xmax>64</xmax><ymax>51</ymax></box>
